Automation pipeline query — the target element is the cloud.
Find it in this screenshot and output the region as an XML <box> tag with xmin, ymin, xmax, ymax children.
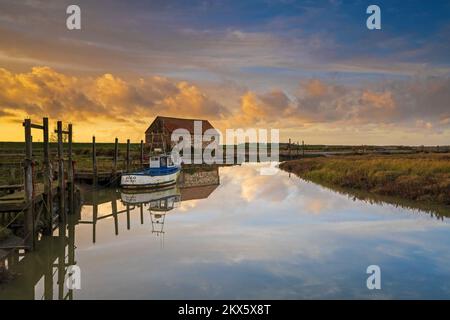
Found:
<box><xmin>0</xmin><ymin>66</ymin><xmax>228</xmax><ymax>125</ymax></box>
<box><xmin>295</xmin><ymin>78</ymin><xmax>450</xmax><ymax>128</ymax></box>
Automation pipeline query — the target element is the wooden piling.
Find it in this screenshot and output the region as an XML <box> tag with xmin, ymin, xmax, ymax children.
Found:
<box><xmin>140</xmin><ymin>140</ymin><xmax>144</xmax><ymax>168</ymax></box>
<box><xmin>68</xmin><ymin>124</ymin><xmax>74</xmax><ymax>214</ymax></box>
<box><xmin>126</xmin><ymin>204</ymin><xmax>130</xmax><ymax>230</ymax></box>
<box><xmin>92</xmin><ymin>136</ymin><xmax>97</xmax><ymax>186</ymax></box>
<box><xmin>112</xmin><ymin>198</ymin><xmax>118</xmax><ymax>236</ymax></box>
<box><xmin>288</xmin><ymin>138</ymin><xmax>291</xmax><ymax>159</ymax></box>
<box><xmin>57</xmin><ymin>121</ymin><xmax>65</xmax><ymax>221</ymax></box>
<box><xmin>43</xmin><ymin>117</ymin><xmax>52</xmax><ymax>235</ymax></box>
<box><xmin>126</xmin><ymin>139</ymin><xmax>130</xmax><ymax>173</ymax></box>
<box><xmin>23</xmin><ymin>119</ymin><xmax>34</xmax><ymax>250</ymax></box>
<box><xmin>302</xmin><ymin>140</ymin><xmax>305</xmax><ymax>157</ymax></box>
<box><xmin>113</xmin><ymin>138</ymin><xmax>118</xmax><ymax>174</ymax></box>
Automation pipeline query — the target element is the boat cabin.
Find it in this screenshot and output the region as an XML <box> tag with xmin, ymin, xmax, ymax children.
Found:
<box><xmin>149</xmin><ymin>154</ymin><xmax>176</xmax><ymax>168</ymax></box>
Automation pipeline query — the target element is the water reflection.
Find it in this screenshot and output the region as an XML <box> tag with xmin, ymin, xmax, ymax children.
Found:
<box><xmin>2</xmin><ymin>163</ymin><xmax>450</xmax><ymax>299</ymax></box>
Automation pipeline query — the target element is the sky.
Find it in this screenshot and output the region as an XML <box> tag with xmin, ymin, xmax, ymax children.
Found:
<box><xmin>0</xmin><ymin>0</ymin><xmax>449</xmax><ymax>144</ymax></box>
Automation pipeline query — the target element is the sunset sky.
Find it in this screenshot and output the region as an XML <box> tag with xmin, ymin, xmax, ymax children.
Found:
<box><xmin>0</xmin><ymin>0</ymin><xmax>449</xmax><ymax>144</ymax></box>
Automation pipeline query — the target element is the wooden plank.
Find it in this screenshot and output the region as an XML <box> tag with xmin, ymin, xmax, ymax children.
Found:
<box><xmin>0</xmin><ymin>235</ymin><xmax>26</xmax><ymax>250</ymax></box>
<box><xmin>0</xmin><ymin>184</ymin><xmax>23</xmax><ymax>191</ymax></box>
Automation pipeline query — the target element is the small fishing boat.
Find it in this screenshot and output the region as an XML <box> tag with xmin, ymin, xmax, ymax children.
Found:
<box><xmin>120</xmin><ymin>185</ymin><xmax>181</xmax><ymax>205</ymax></box>
<box><xmin>120</xmin><ymin>153</ymin><xmax>180</xmax><ymax>189</ymax></box>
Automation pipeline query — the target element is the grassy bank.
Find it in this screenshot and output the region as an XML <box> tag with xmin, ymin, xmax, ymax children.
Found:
<box><xmin>280</xmin><ymin>153</ymin><xmax>450</xmax><ymax>206</ymax></box>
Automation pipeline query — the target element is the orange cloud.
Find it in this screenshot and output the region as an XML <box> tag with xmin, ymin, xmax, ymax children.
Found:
<box><xmin>305</xmin><ymin>79</ymin><xmax>328</xmax><ymax>97</ymax></box>
<box><xmin>361</xmin><ymin>90</ymin><xmax>395</xmax><ymax>109</ymax></box>
<box><xmin>0</xmin><ymin>67</ymin><xmax>229</xmax><ymax>141</ymax></box>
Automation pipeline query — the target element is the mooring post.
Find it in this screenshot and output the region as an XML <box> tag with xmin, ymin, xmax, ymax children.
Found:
<box><xmin>68</xmin><ymin>124</ymin><xmax>74</xmax><ymax>214</ymax></box>
<box><xmin>126</xmin><ymin>139</ymin><xmax>130</xmax><ymax>173</ymax></box>
<box><xmin>92</xmin><ymin>136</ymin><xmax>97</xmax><ymax>186</ymax></box>
<box><xmin>23</xmin><ymin>119</ymin><xmax>34</xmax><ymax>250</ymax></box>
<box><xmin>57</xmin><ymin>121</ymin><xmax>65</xmax><ymax>222</ymax></box>
<box><xmin>92</xmin><ymin>191</ymin><xmax>98</xmax><ymax>243</ymax></box>
<box><xmin>302</xmin><ymin>140</ymin><xmax>305</xmax><ymax>157</ymax></box>
<box><xmin>140</xmin><ymin>139</ymin><xmax>144</xmax><ymax>168</ymax></box>
<box><xmin>288</xmin><ymin>138</ymin><xmax>291</xmax><ymax>159</ymax></box>
<box><xmin>113</xmin><ymin>137</ymin><xmax>118</xmax><ymax>174</ymax></box>
<box><xmin>112</xmin><ymin>198</ymin><xmax>118</xmax><ymax>236</ymax></box>
<box><xmin>126</xmin><ymin>204</ymin><xmax>130</xmax><ymax>230</ymax></box>
<box><xmin>43</xmin><ymin>117</ymin><xmax>52</xmax><ymax>235</ymax></box>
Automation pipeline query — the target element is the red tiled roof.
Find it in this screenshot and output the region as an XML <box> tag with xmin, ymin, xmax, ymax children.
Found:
<box><xmin>146</xmin><ymin>116</ymin><xmax>215</xmax><ymax>134</ymax></box>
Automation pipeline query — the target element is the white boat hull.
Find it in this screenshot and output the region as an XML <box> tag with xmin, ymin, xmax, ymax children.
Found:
<box><xmin>120</xmin><ymin>187</ymin><xmax>180</xmax><ymax>205</ymax></box>
<box><xmin>121</xmin><ymin>171</ymin><xmax>180</xmax><ymax>189</ymax></box>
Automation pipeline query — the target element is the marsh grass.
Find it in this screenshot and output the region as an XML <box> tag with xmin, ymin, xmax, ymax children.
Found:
<box><xmin>280</xmin><ymin>153</ymin><xmax>450</xmax><ymax>206</ymax></box>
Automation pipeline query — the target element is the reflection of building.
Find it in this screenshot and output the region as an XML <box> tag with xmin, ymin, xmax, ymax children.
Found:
<box><xmin>145</xmin><ymin>116</ymin><xmax>217</xmax><ymax>151</ymax></box>
<box><xmin>178</xmin><ymin>166</ymin><xmax>220</xmax><ymax>201</ymax></box>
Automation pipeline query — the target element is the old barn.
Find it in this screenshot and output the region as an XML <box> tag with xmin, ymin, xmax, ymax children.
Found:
<box><xmin>145</xmin><ymin>116</ymin><xmax>217</xmax><ymax>152</ymax></box>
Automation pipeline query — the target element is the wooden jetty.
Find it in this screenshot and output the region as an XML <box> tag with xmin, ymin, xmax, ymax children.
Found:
<box><xmin>0</xmin><ymin>118</ymin><xmax>80</xmax><ymax>252</ymax></box>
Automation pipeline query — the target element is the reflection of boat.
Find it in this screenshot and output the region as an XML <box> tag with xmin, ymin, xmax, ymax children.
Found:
<box><xmin>149</xmin><ymin>190</ymin><xmax>181</xmax><ymax>239</ymax></box>
<box><xmin>120</xmin><ymin>185</ymin><xmax>181</xmax><ymax>241</ymax></box>
<box><xmin>120</xmin><ymin>154</ymin><xmax>180</xmax><ymax>189</ymax></box>
<box><xmin>120</xmin><ymin>186</ymin><xmax>180</xmax><ymax>205</ymax></box>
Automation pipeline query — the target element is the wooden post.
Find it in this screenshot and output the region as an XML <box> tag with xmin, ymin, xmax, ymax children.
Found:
<box><xmin>23</xmin><ymin>119</ymin><xmax>34</xmax><ymax>250</ymax></box>
<box><xmin>126</xmin><ymin>204</ymin><xmax>130</xmax><ymax>230</ymax></box>
<box><xmin>43</xmin><ymin>117</ymin><xmax>52</xmax><ymax>235</ymax></box>
<box><xmin>92</xmin><ymin>136</ymin><xmax>97</xmax><ymax>186</ymax></box>
<box><xmin>140</xmin><ymin>140</ymin><xmax>144</xmax><ymax>168</ymax></box>
<box><xmin>113</xmin><ymin>137</ymin><xmax>118</xmax><ymax>174</ymax></box>
<box><xmin>68</xmin><ymin>124</ymin><xmax>74</xmax><ymax>214</ymax></box>
<box><xmin>288</xmin><ymin>138</ymin><xmax>291</xmax><ymax>159</ymax></box>
<box><xmin>57</xmin><ymin>225</ymin><xmax>65</xmax><ymax>300</ymax></box>
<box><xmin>112</xmin><ymin>198</ymin><xmax>118</xmax><ymax>236</ymax></box>
<box><xmin>140</xmin><ymin>204</ymin><xmax>144</xmax><ymax>225</ymax></box>
<box><xmin>57</xmin><ymin>121</ymin><xmax>65</xmax><ymax>221</ymax></box>
<box><xmin>302</xmin><ymin>140</ymin><xmax>305</xmax><ymax>157</ymax></box>
<box><xmin>126</xmin><ymin>139</ymin><xmax>130</xmax><ymax>172</ymax></box>
<box><xmin>92</xmin><ymin>192</ymin><xmax>98</xmax><ymax>243</ymax></box>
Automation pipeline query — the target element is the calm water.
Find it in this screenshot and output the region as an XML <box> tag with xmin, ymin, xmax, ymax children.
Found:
<box><xmin>2</xmin><ymin>163</ymin><xmax>450</xmax><ymax>299</ymax></box>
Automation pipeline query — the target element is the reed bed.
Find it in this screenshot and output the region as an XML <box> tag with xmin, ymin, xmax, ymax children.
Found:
<box><xmin>280</xmin><ymin>153</ymin><xmax>450</xmax><ymax>206</ymax></box>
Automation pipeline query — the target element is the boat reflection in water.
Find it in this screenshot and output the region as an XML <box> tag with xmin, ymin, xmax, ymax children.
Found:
<box><xmin>121</xmin><ymin>186</ymin><xmax>182</xmax><ymax>245</ymax></box>
<box><xmin>0</xmin><ymin>165</ymin><xmax>220</xmax><ymax>300</ymax></box>
<box><xmin>120</xmin><ymin>165</ymin><xmax>220</xmax><ymax>243</ymax></box>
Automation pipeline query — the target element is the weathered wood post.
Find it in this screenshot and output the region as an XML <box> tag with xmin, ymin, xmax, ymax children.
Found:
<box><xmin>92</xmin><ymin>191</ymin><xmax>98</xmax><ymax>243</ymax></box>
<box><xmin>68</xmin><ymin>124</ymin><xmax>74</xmax><ymax>214</ymax></box>
<box><xmin>126</xmin><ymin>204</ymin><xmax>130</xmax><ymax>230</ymax></box>
<box><xmin>113</xmin><ymin>137</ymin><xmax>118</xmax><ymax>174</ymax></box>
<box><xmin>112</xmin><ymin>198</ymin><xmax>118</xmax><ymax>236</ymax></box>
<box><xmin>92</xmin><ymin>136</ymin><xmax>97</xmax><ymax>186</ymax></box>
<box><xmin>23</xmin><ymin>119</ymin><xmax>34</xmax><ymax>250</ymax></box>
<box><xmin>126</xmin><ymin>139</ymin><xmax>130</xmax><ymax>172</ymax></box>
<box><xmin>140</xmin><ymin>140</ymin><xmax>144</xmax><ymax>168</ymax></box>
<box><xmin>43</xmin><ymin>117</ymin><xmax>52</xmax><ymax>235</ymax></box>
<box><xmin>288</xmin><ymin>138</ymin><xmax>291</xmax><ymax>159</ymax></box>
<box><xmin>57</xmin><ymin>121</ymin><xmax>65</xmax><ymax>221</ymax></box>
<box><xmin>302</xmin><ymin>140</ymin><xmax>305</xmax><ymax>157</ymax></box>
<box><xmin>57</xmin><ymin>225</ymin><xmax>65</xmax><ymax>300</ymax></box>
